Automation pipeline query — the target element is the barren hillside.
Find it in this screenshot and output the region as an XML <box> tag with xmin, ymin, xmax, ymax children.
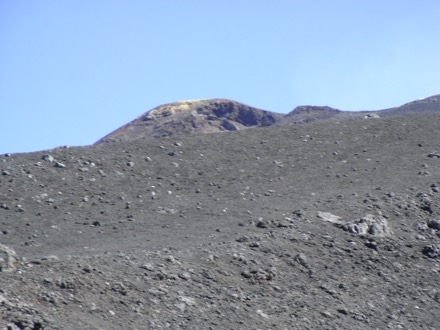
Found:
<box><xmin>1</xmin><ymin>108</ymin><xmax>439</xmax><ymax>329</ymax></box>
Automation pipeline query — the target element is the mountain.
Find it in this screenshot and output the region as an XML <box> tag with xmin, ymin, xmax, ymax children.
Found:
<box><xmin>380</xmin><ymin>94</ymin><xmax>440</xmax><ymax>116</ymax></box>
<box><xmin>280</xmin><ymin>94</ymin><xmax>440</xmax><ymax>125</ymax></box>
<box><xmin>278</xmin><ymin>105</ymin><xmax>343</xmax><ymax>125</ymax></box>
<box><xmin>96</xmin><ymin>99</ymin><xmax>283</xmax><ymax>144</ymax></box>
<box><xmin>95</xmin><ymin>95</ymin><xmax>440</xmax><ymax>144</ymax></box>
<box><xmin>1</xmin><ymin>96</ymin><xmax>440</xmax><ymax>329</ymax></box>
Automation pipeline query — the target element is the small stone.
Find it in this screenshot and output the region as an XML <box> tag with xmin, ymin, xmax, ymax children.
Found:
<box><xmin>179</xmin><ymin>272</ymin><xmax>191</xmax><ymax>280</ymax></box>
<box><xmin>365</xmin><ymin>240</ymin><xmax>378</xmax><ymax>250</ymax></box>
<box><xmin>42</xmin><ymin>154</ymin><xmax>55</xmax><ymax>162</ymax></box>
<box><xmin>321</xmin><ymin>311</ymin><xmax>334</xmax><ymax>318</ymax></box>
<box><xmin>236</xmin><ymin>236</ymin><xmax>249</xmax><ymax>243</ymax></box>
<box><xmin>241</xmin><ymin>270</ymin><xmax>252</xmax><ymax>278</ymax></box>
<box><xmin>140</xmin><ymin>263</ymin><xmax>155</xmax><ymax>271</ymax></box>
<box><xmin>249</xmin><ymin>242</ymin><xmax>260</xmax><ymax>248</ymax></box>
<box><xmin>83</xmin><ymin>265</ymin><xmax>92</xmax><ymax>273</ymax></box>
<box><xmin>256</xmin><ymin>220</ymin><xmax>268</xmax><ymax>228</ymax></box>
<box><xmin>256</xmin><ymin>309</ymin><xmax>269</xmax><ymax>319</ymax></box>
<box><xmin>427</xmin><ymin>219</ymin><xmax>440</xmax><ymax>230</ymax></box>
<box><xmin>422</xmin><ymin>244</ymin><xmax>440</xmax><ymax>258</ymax></box>
<box><xmin>295</xmin><ymin>253</ymin><xmax>309</xmax><ymax>268</ymax></box>
<box><xmin>337</xmin><ymin>308</ymin><xmax>349</xmax><ymax>315</ymax></box>
<box><xmin>0</xmin><ymin>243</ymin><xmax>19</xmax><ymax>272</ymax></box>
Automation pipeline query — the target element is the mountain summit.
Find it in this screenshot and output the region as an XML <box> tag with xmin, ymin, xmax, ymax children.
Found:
<box><xmin>96</xmin><ymin>99</ymin><xmax>283</xmax><ymax>144</ymax></box>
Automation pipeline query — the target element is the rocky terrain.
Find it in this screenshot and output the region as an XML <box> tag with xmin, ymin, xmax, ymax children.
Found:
<box><xmin>1</xmin><ymin>96</ymin><xmax>440</xmax><ymax>329</ymax></box>
<box><xmin>96</xmin><ymin>95</ymin><xmax>440</xmax><ymax>143</ymax></box>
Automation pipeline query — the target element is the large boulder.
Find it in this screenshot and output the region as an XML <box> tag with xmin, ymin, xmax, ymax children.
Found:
<box><xmin>342</xmin><ymin>214</ymin><xmax>392</xmax><ymax>237</ymax></box>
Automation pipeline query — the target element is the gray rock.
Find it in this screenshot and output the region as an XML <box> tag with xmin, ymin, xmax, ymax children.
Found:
<box><xmin>317</xmin><ymin>211</ymin><xmax>342</xmax><ymax>224</ymax></box>
<box><xmin>42</xmin><ymin>154</ymin><xmax>55</xmax><ymax>162</ymax></box>
<box><xmin>0</xmin><ymin>243</ymin><xmax>19</xmax><ymax>272</ymax></box>
<box><xmin>54</xmin><ymin>162</ymin><xmax>66</xmax><ymax>168</ymax></box>
<box><xmin>295</xmin><ymin>253</ymin><xmax>309</xmax><ymax>268</ymax></box>
<box><xmin>422</xmin><ymin>244</ymin><xmax>440</xmax><ymax>258</ymax></box>
<box><xmin>427</xmin><ymin>219</ymin><xmax>440</xmax><ymax>230</ymax></box>
<box><xmin>342</xmin><ymin>214</ymin><xmax>392</xmax><ymax>237</ymax></box>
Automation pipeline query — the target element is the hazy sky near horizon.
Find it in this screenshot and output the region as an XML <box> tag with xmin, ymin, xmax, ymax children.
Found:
<box><xmin>1</xmin><ymin>0</ymin><xmax>440</xmax><ymax>154</ymax></box>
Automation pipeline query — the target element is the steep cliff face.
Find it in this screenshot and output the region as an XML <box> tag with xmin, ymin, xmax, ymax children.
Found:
<box><xmin>95</xmin><ymin>99</ymin><xmax>283</xmax><ymax>144</ymax></box>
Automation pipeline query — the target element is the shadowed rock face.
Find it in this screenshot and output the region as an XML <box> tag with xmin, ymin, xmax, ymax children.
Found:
<box><xmin>95</xmin><ymin>99</ymin><xmax>284</xmax><ymax>144</ymax></box>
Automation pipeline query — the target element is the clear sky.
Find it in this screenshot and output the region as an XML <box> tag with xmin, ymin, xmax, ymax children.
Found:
<box><xmin>1</xmin><ymin>0</ymin><xmax>439</xmax><ymax>154</ymax></box>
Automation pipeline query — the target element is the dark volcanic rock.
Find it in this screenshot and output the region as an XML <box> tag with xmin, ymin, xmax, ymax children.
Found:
<box><xmin>95</xmin><ymin>99</ymin><xmax>283</xmax><ymax>143</ymax></box>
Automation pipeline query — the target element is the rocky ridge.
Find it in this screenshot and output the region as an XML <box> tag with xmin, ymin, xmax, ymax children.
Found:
<box><xmin>96</xmin><ymin>94</ymin><xmax>440</xmax><ymax>144</ymax></box>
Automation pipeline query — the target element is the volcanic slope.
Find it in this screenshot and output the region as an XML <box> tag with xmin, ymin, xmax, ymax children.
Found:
<box><xmin>95</xmin><ymin>95</ymin><xmax>440</xmax><ymax>145</ymax></box>
<box><xmin>1</xmin><ymin>114</ymin><xmax>440</xmax><ymax>329</ymax></box>
<box><xmin>279</xmin><ymin>94</ymin><xmax>440</xmax><ymax>126</ymax></box>
<box><xmin>96</xmin><ymin>99</ymin><xmax>283</xmax><ymax>143</ymax></box>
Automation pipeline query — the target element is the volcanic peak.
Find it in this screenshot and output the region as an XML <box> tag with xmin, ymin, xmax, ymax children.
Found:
<box><xmin>96</xmin><ymin>99</ymin><xmax>283</xmax><ymax>144</ymax></box>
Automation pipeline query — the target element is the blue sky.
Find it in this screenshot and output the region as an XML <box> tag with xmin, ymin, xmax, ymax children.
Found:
<box><xmin>1</xmin><ymin>0</ymin><xmax>439</xmax><ymax>154</ymax></box>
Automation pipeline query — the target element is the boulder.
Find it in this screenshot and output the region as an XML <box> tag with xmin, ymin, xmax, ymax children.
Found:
<box><xmin>342</xmin><ymin>214</ymin><xmax>392</xmax><ymax>237</ymax></box>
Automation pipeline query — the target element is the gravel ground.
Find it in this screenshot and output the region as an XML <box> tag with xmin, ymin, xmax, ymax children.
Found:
<box><xmin>1</xmin><ymin>114</ymin><xmax>439</xmax><ymax>329</ymax></box>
